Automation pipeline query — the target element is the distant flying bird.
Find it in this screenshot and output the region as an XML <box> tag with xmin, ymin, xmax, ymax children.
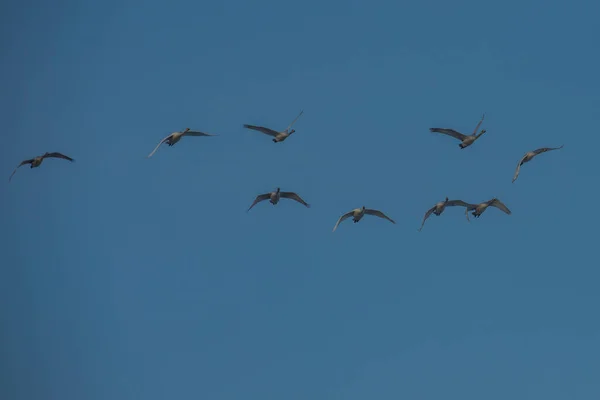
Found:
<box><xmin>147</xmin><ymin>128</ymin><xmax>218</xmax><ymax>158</ymax></box>
<box><xmin>9</xmin><ymin>152</ymin><xmax>74</xmax><ymax>182</ymax></box>
<box><xmin>243</xmin><ymin>110</ymin><xmax>304</xmax><ymax>143</ymax></box>
<box><xmin>464</xmin><ymin>198</ymin><xmax>511</xmax><ymax>220</ymax></box>
<box><xmin>512</xmin><ymin>145</ymin><xmax>564</xmax><ymax>183</ymax></box>
<box><xmin>418</xmin><ymin>197</ymin><xmax>476</xmax><ymax>231</ymax></box>
<box><xmin>332</xmin><ymin>206</ymin><xmax>395</xmax><ymax>232</ymax></box>
<box><xmin>247</xmin><ymin>187</ymin><xmax>310</xmax><ymax>212</ymax></box>
<box><xmin>429</xmin><ymin>114</ymin><xmax>487</xmax><ymax>149</ymax></box>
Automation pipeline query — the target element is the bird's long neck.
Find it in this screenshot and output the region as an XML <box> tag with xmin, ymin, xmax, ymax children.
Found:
<box><xmin>476</xmin><ymin>129</ymin><xmax>486</xmax><ymax>138</ymax></box>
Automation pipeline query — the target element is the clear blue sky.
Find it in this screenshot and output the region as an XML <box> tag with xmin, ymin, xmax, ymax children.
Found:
<box><xmin>1</xmin><ymin>0</ymin><xmax>599</xmax><ymax>398</ymax></box>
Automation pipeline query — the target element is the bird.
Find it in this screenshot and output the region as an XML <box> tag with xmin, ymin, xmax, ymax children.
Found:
<box><xmin>464</xmin><ymin>198</ymin><xmax>511</xmax><ymax>220</ymax></box>
<box><xmin>429</xmin><ymin>114</ymin><xmax>487</xmax><ymax>149</ymax></box>
<box><xmin>418</xmin><ymin>197</ymin><xmax>476</xmax><ymax>231</ymax></box>
<box><xmin>9</xmin><ymin>152</ymin><xmax>75</xmax><ymax>182</ymax></box>
<box><xmin>243</xmin><ymin>110</ymin><xmax>304</xmax><ymax>143</ymax></box>
<box><xmin>332</xmin><ymin>206</ymin><xmax>395</xmax><ymax>232</ymax></box>
<box><xmin>147</xmin><ymin>128</ymin><xmax>218</xmax><ymax>158</ymax></box>
<box><xmin>512</xmin><ymin>145</ymin><xmax>564</xmax><ymax>183</ymax></box>
<box><xmin>247</xmin><ymin>188</ymin><xmax>310</xmax><ymax>212</ymax></box>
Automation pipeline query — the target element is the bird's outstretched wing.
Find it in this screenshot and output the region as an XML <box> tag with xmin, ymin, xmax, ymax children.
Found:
<box><xmin>429</xmin><ymin>128</ymin><xmax>467</xmax><ymax>141</ymax></box>
<box><xmin>184</xmin><ymin>130</ymin><xmax>218</xmax><ymax>137</ymax></box>
<box><xmin>280</xmin><ymin>191</ymin><xmax>310</xmax><ymax>208</ymax></box>
<box><xmin>243</xmin><ymin>125</ymin><xmax>279</xmax><ymax>137</ymax></box>
<box><xmin>489</xmin><ymin>198</ymin><xmax>511</xmax><ymax>215</ymax></box>
<box><xmin>472</xmin><ymin>113</ymin><xmax>485</xmax><ymax>135</ymax></box>
<box><xmin>364</xmin><ymin>209</ymin><xmax>396</xmax><ymax>224</ymax></box>
<box><xmin>285</xmin><ymin>110</ymin><xmax>304</xmax><ymax>132</ymax></box>
<box><xmin>332</xmin><ymin>211</ymin><xmax>354</xmax><ymax>232</ymax></box>
<box><xmin>247</xmin><ymin>193</ymin><xmax>271</xmax><ymax>212</ymax></box>
<box><xmin>418</xmin><ymin>206</ymin><xmax>436</xmax><ymax>232</ymax></box>
<box><xmin>512</xmin><ymin>155</ymin><xmax>528</xmax><ymax>183</ymax></box>
<box><xmin>446</xmin><ymin>200</ymin><xmax>475</xmax><ymax>208</ymax></box>
<box><xmin>43</xmin><ymin>152</ymin><xmax>75</xmax><ymax>162</ymax></box>
<box><xmin>147</xmin><ymin>134</ymin><xmax>172</xmax><ymax>158</ymax></box>
<box><xmin>533</xmin><ymin>145</ymin><xmax>564</xmax><ymax>155</ymax></box>
<box><xmin>8</xmin><ymin>159</ymin><xmax>34</xmax><ymax>182</ymax></box>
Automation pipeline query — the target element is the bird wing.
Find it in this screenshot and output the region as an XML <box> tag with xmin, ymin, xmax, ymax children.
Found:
<box><xmin>472</xmin><ymin>113</ymin><xmax>485</xmax><ymax>135</ymax></box>
<box><xmin>489</xmin><ymin>198</ymin><xmax>511</xmax><ymax>215</ymax></box>
<box><xmin>332</xmin><ymin>211</ymin><xmax>355</xmax><ymax>232</ymax></box>
<box><xmin>8</xmin><ymin>159</ymin><xmax>34</xmax><ymax>182</ymax></box>
<box><xmin>512</xmin><ymin>155</ymin><xmax>528</xmax><ymax>183</ymax></box>
<box><xmin>280</xmin><ymin>192</ymin><xmax>310</xmax><ymax>208</ymax></box>
<box><xmin>418</xmin><ymin>206</ymin><xmax>436</xmax><ymax>232</ymax></box>
<box><xmin>285</xmin><ymin>110</ymin><xmax>304</xmax><ymax>132</ymax></box>
<box><xmin>147</xmin><ymin>134</ymin><xmax>172</xmax><ymax>158</ymax></box>
<box><xmin>533</xmin><ymin>145</ymin><xmax>564</xmax><ymax>155</ymax></box>
<box><xmin>246</xmin><ymin>193</ymin><xmax>271</xmax><ymax>212</ymax></box>
<box><xmin>184</xmin><ymin>130</ymin><xmax>218</xmax><ymax>137</ymax></box>
<box><xmin>43</xmin><ymin>152</ymin><xmax>74</xmax><ymax>162</ymax></box>
<box><xmin>364</xmin><ymin>209</ymin><xmax>396</xmax><ymax>224</ymax></box>
<box><xmin>429</xmin><ymin>128</ymin><xmax>467</xmax><ymax>141</ymax></box>
<box><xmin>243</xmin><ymin>124</ymin><xmax>279</xmax><ymax>137</ymax></box>
<box><xmin>445</xmin><ymin>200</ymin><xmax>475</xmax><ymax>208</ymax></box>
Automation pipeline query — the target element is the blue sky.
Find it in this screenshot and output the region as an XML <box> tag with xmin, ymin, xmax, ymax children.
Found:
<box><xmin>1</xmin><ymin>0</ymin><xmax>599</xmax><ymax>398</ymax></box>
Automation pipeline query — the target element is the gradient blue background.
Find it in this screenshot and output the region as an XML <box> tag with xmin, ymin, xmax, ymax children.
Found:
<box><xmin>1</xmin><ymin>0</ymin><xmax>599</xmax><ymax>399</ymax></box>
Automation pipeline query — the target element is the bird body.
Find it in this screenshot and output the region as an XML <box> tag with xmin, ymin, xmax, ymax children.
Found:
<box><xmin>31</xmin><ymin>156</ymin><xmax>44</xmax><ymax>168</ymax></box>
<box><xmin>350</xmin><ymin>207</ymin><xmax>366</xmax><ymax>223</ymax></box>
<box><xmin>269</xmin><ymin>190</ymin><xmax>281</xmax><ymax>205</ymax></box>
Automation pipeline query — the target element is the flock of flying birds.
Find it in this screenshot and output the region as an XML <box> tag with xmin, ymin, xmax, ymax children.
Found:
<box><xmin>9</xmin><ymin>111</ymin><xmax>563</xmax><ymax>232</ymax></box>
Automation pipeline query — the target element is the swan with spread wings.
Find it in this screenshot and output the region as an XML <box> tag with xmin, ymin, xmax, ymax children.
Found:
<box><xmin>247</xmin><ymin>188</ymin><xmax>310</xmax><ymax>212</ymax></box>
<box><xmin>9</xmin><ymin>152</ymin><xmax>75</xmax><ymax>182</ymax></box>
<box><xmin>332</xmin><ymin>206</ymin><xmax>395</xmax><ymax>232</ymax></box>
<box><xmin>243</xmin><ymin>110</ymin><xmax>304</xmax><ymax>143</ymax></box>
<box><xmin>147</xmin><ymin>128</ymin><xmax>218</xmax><ymax>158</ymax></box>
<box><xmin>512</xmin><ymin>145</ymin><xmax>564</xmax><ymax>183</ymax></box>
<box><xmin>429</xmin><ymin>114</ymin><xmax>488</xmax><ymax>149</ymax></box>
